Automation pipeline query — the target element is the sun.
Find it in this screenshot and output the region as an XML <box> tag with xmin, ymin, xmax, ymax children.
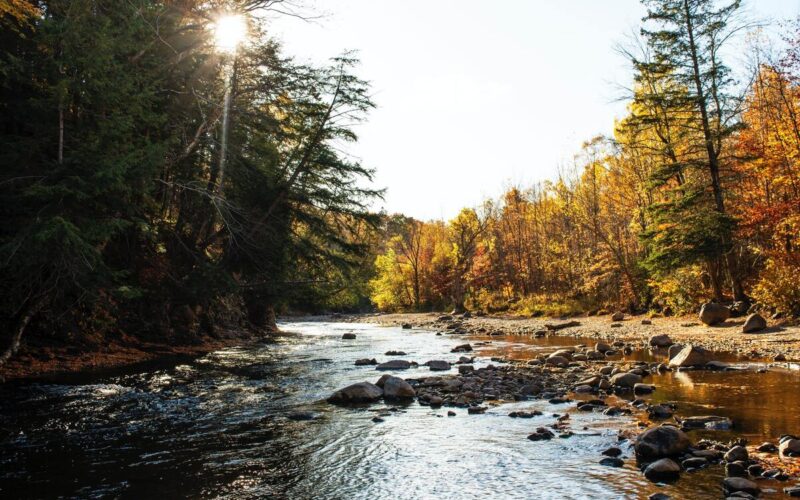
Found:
<box><xmin>213</xmin><ymin>14</ymin><xmax>247</xmax><ymax>54</ymax></box>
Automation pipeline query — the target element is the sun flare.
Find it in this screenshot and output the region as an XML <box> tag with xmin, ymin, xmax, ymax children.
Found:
<box><xmin>213</xmin><ymin>14</ymin><xmax>246</xmax><ymax>54</ymax></box>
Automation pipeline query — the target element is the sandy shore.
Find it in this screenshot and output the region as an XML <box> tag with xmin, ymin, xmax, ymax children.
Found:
<box><xmin>351</xmin><ymin>312</ymin><xmax>800</xmax><ymax>361</ymax></box>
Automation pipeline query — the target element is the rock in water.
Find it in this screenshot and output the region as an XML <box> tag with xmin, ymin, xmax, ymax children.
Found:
<box><xmin>649</xmin><ymin>334</ymin><xmax>673</xmax><ymax>348</ymax></box>
<box><xmin>382</xmin><ymin>376</ymin><xmax>416</xmax><ymax>400</ymax></box>
<box><xmin>328</xmin><ymin>382</ymin><xmax>383</xmax><ymax>404</ymax></box>
<box><xmin>698</xmin><ymin>302</ymin><xmax>730</xmax><ymax>325</ymax></box>
<box><xmin>599</xmin><ymin>457</ymin><xmax>624</xmax><ymax>467</ymax></box>
<box><xmin>724</xmin><ymin>445</ymin><xmax>748</xmax><ymax>462</ymax></box>
<box><xmin>427</xmin><ymin>360</ymin><xmax>451</xmax><ymax>371</ymax></box>
<box><xmin>341</xmin><ymin>333</ymin><xmax>357</xmax><ymax>339</ymax></box>
<box><xmin>376</xmin><ymin>360</ymin><xmax>412</xmax><ymax>370</ymax></box>
<box><xmin>635</xmin><ymin>426</ymin><xmax>691</xmax><ymax>459</ymax></box>
<box><xmin>643</xmin><ymin>458</ymin><xmax>680</xmax><ymax>482</ymax></box>
<box><xmin>742</xmin><ymin>313</ymin><xmax>767</xmax><ymax>333</ymax></box>
<box><xmin>545</xmin><ymin>356</ymin><xmax>569</xmax><ymax>367</ymax></box>
<box><xmin>610</xmin><ymin>372</ymin><xmax>642</xmax><ymax>388</ymax></box>
<box><xmin>668</xmin><ymin>344</ymin><xmax>711</xmax><ymax>368</ymax></box>
<box><xmin>451</xmin><ymin>343</ymin><xmax>472</xmax><ymax>353</ymax></box>
<box><xmin>634</xmin><ymin>383</ymin><xmax>655</xmax><ymax>395</ymax></box>
<box><xmin>723</xmin><ymin>477</ymin><xmax>760</xmax><ymax>497</ymax></box>
<box><xmin>780</xmin><ymin>438</ymin><xmax>800</xmax><ymax>457</ymax></box>
<box><xmin>354</xmin><ymin>358</ymin><xmax>377</xmax><ymax>366</ymax></box>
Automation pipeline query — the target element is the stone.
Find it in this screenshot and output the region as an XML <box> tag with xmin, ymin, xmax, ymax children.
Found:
<box><xmin>458</xmin><ymin>365</ymin><xmax>474</xmax><ymax>375</ymax></box>
<box><xmin>428</xmin><ymin>396</ymin><xmax>443</xmax><ymax>406</ymax></box>
<box><xmin>341</xmin><ymin>333</ymin><xmax>357</xmax><ymax>339</ymax></box>
<box><xmin>634</xmin><ymin>383</ymin><xmax>655</xmax><ymax>395</ymax></box>
<box><xmin>642</xmin><ymin>319</ymin><xmax>653</xmax><ymax>325</ymax></box>
<box><xmin>595</xmin><ymin>342</ymin><xmax>612</xmax><ymax>353</ymax></box>
<box><xmin>722</xmin><ymin>477</ymin><xmax>760</xmax><ymax>497</ymax></box>
<box><xmin>602</xmin><ymin>446</ymin><xmax>622</xmax><ymax>457</ymax></box>
<box><xmin>611</xmin><ymin>312</ymin><xmax>625</xmax><ymax>321</ymax></box>
<box><xmin>775</xmin><ymin>354</ymin><xmax>787</xmax><ymax>362</ymax></box>
<box><xmin>785</xmin><ymin>487</ymin><xmax>800</xmax><ymax>497</ymax></box>
<box><xmin>779</xmin><ymin>438</ymin><xmax>800</xmax><ymax>457</ymax></box>
<box><xmin>726</xmin><ymin>461</ymin><xmax>747</xmax><ymax>477</ymax></box>
<box><xmin>549</xmin><ymin>349</ymin><xmax>574</xmax><ymax>360</ymax></box>
<box><xmin>354</xmin><ymin>358</ymin><xmax>377</xmax><ymax>366</ymax></box>
<box><xmin>545</xmin><ymin>355</ymin><xmax>570</xmax><ymax>367</ymax></box>
<box><xmin>385</xmin><ymin>350</ymin><xmax>407</xmax><ymax>356</ymax></box>
<box><xmin>382</xmin><ymin>376</ymin><xmax>416</xmax><ymax>399</ymax></box>
<box><xmin>600</xmin><ymin>457</ymin><xmax>624</xmax><ymax>467</ymax></box>
<box><xmin>451</xmin><ymin>343</ymin><xmax>472</xmax><ymax>353</ymax></box>
<box><xmin>668</xmin><ymin>344</ymin><xmax>712</xmax><ymax>368</ymax></box>
<box><xmin>327</xmin><ymin>382</ymin><xmax>383</xmax><ymax>404</ymax></box>
<box><xmin>756</xmin><ymin>442</ymin><xmax>777</xmax><ymax>453</ymax></box>
<box><xmin>447</xmin><ymin>410</ymin><xmax>456</xmax><ymax>417</ymax></box>
<box><xmin>643</xmin><ymin>458</ymin><xmax>681</xmax><ymax>481</ymax></box>
<box><xmin>527</xmin><ymin>427</ymin><xmax>555</xmax><ymax>441</ymax></box>
<box><xmin>577</xmin><ymin>376</ymin><xmax>601</xmax><ymax>387</ymax></box>
<box><xmin>724</xmin><ymin>445</ymin><xmax>748</xmax><ymax>462</ymax></box>
<box><xmin>427</xmin><ymin>360</ymin><xmax>451</xmax><ymax>371</ymax></box>
<box><xmin>648</xmin><ymin>404</ymin><xmax>674</xmax><ymax>419</ymax></box>
<box><xmin>376</xmin><ymin>360</ymin><xmax>412</xmax><ymax>370</ymax></box>
<box><xmin>610</xmin><ymin>372</ymin><xmax>643</xmax><ymax>388</ymax></box>
<box><xmin>649</xmin><ymin>334</ymin><xmax>673</xmax><ymax>348</ymax></box>
<box><xmin>682</xmin><ymin>457</ymin><xmax>708</xmax><ymax>469</ymax></box>
<box><xmin>742</xmin><ymin>313</ymin><xmax>767</xmax><ymax>333</ymax></box>
<box><xmin>730</xmin><ymin>301</ymin><xmax>750</xmax><ymax>316</ymax></box>
<box><xmin>648</xmin><ymin>494</ymin><xmax>670</xmax><ymax>500</ymax></box>
<box><xmin>680</xmin><ymin>415</ymin><xmax>733</xmax><ymax>431</ymax></box>
<box><xmin>467</xmin><ymin>406</ymin><xmax>487</xmax><ymax>415</ymax></box>
<box><xmin>699</xmin><ymin>302</ymin><xmax>730</xmax><ymax>325</ymax></box>
<box><xmin>635</xmin><ymin>426</ymin><xmax>691</xmax><ymax>459</ymax></box>
<box><xmin>668</xmin><ymin>344</ymin><xmax>684</xmax><ymax>360</ymax></box>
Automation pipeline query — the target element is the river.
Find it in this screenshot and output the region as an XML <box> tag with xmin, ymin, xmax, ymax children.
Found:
<box><xmin>1</xmin><ymin>321</ymin><xmax>798</xmax><ymax>499</ymax></box>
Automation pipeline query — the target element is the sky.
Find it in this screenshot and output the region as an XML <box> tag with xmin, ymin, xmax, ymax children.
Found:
<box><xmin>267</xmin><ymin>0</ymin><xmax>800</xmax><ymax>221</ymax></box>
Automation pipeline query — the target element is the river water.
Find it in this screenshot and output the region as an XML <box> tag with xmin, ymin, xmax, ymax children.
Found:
<box><xmin>0</xmin><ymin>321</ymin><xmax>798</xmax><ymax>499</ymax></box>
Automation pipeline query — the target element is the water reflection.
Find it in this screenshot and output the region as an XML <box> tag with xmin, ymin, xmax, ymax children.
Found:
<box><xmin>0</xmin><ymin>322</ymin><xmax>797</xmax><ymax>499</ymax></box>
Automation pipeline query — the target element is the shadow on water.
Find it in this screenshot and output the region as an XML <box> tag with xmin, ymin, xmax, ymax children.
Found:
<box><xmin>0</xmin><ymin>322</ymin><xmax>797</xmax><ymax>499</ymax></box>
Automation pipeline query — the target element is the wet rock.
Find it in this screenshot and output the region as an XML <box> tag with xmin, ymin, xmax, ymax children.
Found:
<box><xmin>756</xmin><ymin>442</ymin><xmax>777</xmax><ymax>453</ymax></box>
<box><xmin>774</xmin><ymin>354</ymin><xmax>786</xmax><ymax>362</ymax></box>
<box><xmin>341</xmin><ymin>333</ymin><xmax>357</xmax><ymax>339</ymax></box>
<box><xmin>602</xmin><ymin>446</ymin><xmax>622</xmax><ymax>457</ymax></box>
<box><xmin>634</xmin><ymin>383</ymin><xmax>655</xmax><ymax>395</ymax></box>
<box><xmin>376</xmin><ymin>360</ymin><xmax>412</xmax><ymax>370</ymax></box>
<box><xmin>382</xmin><ymin>376</ymin><xmax>416</xmax><ymax>400</ymax></box>
<box><xmin>635</xmin><ymin>426</ymin><xmax>691</xmax><ymax>459</ymax></box>
<box><xmin>610</xmin><ymin>372</ymin><xmax>642</xmax><ymax>388</ymax></box>
<box><xmin>595</xmin><ymin>342</ymin><xmax>612</xmax><ymax>353</ymax></box>
<box><xmin>401</xmin><ymin>323</ymin><xmax>412</xmax><ymax>329</ymax></box>
<box><xmin>648</xmin><ymin>404</ymin><xmax>674</xmax><ymax>419</ymax></box>
<box><xmin>692</xmin><ymin>449</ymin><xmax>722</xmax><ymax>460</ymax></box>
<box><xmin>467</xmin><ymin>406</ymin><xmax>487</xmax><ymax>415</ymax></box>
<box><xmin>451</xmin><ymin>343</ymin><xmax>472</xmax><ymax>353</ymax></box>
<box><xmin>576</xmin><ymin>376</ymin><xmax>601</xmax><ymax>387</ymax></box>
<box><xmin>648</xmin><ymin>494</ymin><xmax>670</xmax><ymax>500</ymax></box>
<box><xmin>545</xmin><ymin>355</ymin><xmax>570</xmax><ymax>368</ymax></box>
<box><xmin>599</xmin><ymin>366</ymin><xmax>614</xmax><ymax>375</ymax></box>
<box><xmin>287</xmin><ymin>411</ymin><xmax>320</xmax><ymax>421</ymax></box>
<box><xmin>726</xmin><ymin>461</ymin><xmax>747</xmax><ymax>477</ymax></box>
<box><xmin>611</xmin><ymin>312</ymin><xmax>625</xmax><ymax>321</ymax></box>
<box><xmin>549</xmin><ymin>349</ymin><xmax>574</xmax><ymax>360</ymax></box>
<box><xmin>682</xmin><ymin>457</ymin><xmax>708</xmax><ymax>469</ymax></box>
<box><xmin>458</xmin><ymin>365</ymin><xmax>474</xmax><ymax>375</ymax></box>
<box><xmin>747</xmin><ymin>464</ymin><xmax>763</xmax><ymax>477</ymax></box>
<box><xmin>779</xmin><ymin>438</ymin><xmax>800</xmax><ymax>457</ymax></box>
<box><xmin>668</xmin><ymin>344</ymin><xmax>684</xmax><ymax>361</ymax></box>
<box><xmin>724</xmin><ymin>445</ymin><xmax>748</xmax><ymax>462</ymax></box>
<box><xmin>706</xmin><ymin>360</ymin><xmax>731</xmax><ymax>370</ymax></box>
<box><xmin>699</xmin><ymin>302</ymin><xmax>731</xmax><ymax>325</ymax></box>
<box><xmin>680</xmin><ymin>415</ymin><xmax>733</xmax><ymax>430</ymax></box>
<box><xmin>722</xmin><ymin>477</ymin><xmax>760</xmax><ymax>497</ymax></box>
<box><xmin>509</xmin><ymin>410</ymin><xmax>541</xmax><ymax>418</ymax></box>
<box><xmin>600</xmin><ymin>457</ymin><xmax>624</xmax><ymax>467</ymax></box>
<box><xmin>649</xmin><ymin>334</ymin><xmax>673</xmax><ymax>348</ymax></box>
<box><xmin>428</xmin><ymin>396</ymin><xmax>443</xmax><ymax>407</ymax></box>
<box><xmin>427</xmin><ymin>360</ymin><xmax>451</xmax><ymax>371</ymax></box>
<box><xmin>328</xmin><ymin>382</ymin><xmax>383</xmax><ymax>404</ymax></box>
<box><xmin>742</xmin><ymin>313</ymin><xmax>767</xmax><ymax>333</ymax></box>
<box><xmin>372</xmin><ymin>416</ymin><xmax>384</xmax><ymax>423</ymax></box>
<box><xmin>447</xmin><ymin>410</ymin><xmax>456</xmax><ymax>417</ymax></box>
<box><xmin>527</xmin><ymin>427</ymin><xmax>555</xmax><ymax>441</ymax></box>
<box><xmin>643</xmin><ymin>458</ymin><xmax>681</xmax><ymax>481</ymax></box>
<box><xmin>785</xmin><ymin>487</ymin><xmax>800</xmax><ymax>497</ymax></box>
<box><xmin>385</xmin><ymin>350</ymin><xmax>407</xmax><ymax>356</ymax></box>
<box><xmin>642</xmin><ymin>319</ymin><xmax>653</xmax><ymax>325</ymax></box>
<box><xmin>354</xmin><ymin>358</ymin><xmax>378</xmax><ymax>366</ymax></box>
<box><xmin>668</xmin><ymin>345</ymin><xmax>711</xmax><ymax>368</ymax></box>
<box><xmin>586</xmin><ymin>350</ymin><xmax>604</xmax><ymax>360</ymax></box>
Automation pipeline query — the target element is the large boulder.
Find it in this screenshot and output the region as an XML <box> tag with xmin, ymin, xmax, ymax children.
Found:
<box><xmin>635</xmin><ymin>426</ymin><xmax>691</xmax><ymax>460</ymax></box>
<box><xmin>376</xmin><ymin>359</ymin><xmax>412</xmax><ymax>370</ymax></box>
<box><xmin>381</xmin><ymin>376</ymin><xmax>416</xmax><ymax>400</ymax></box>
<box><xmin>549</xmin><ymin>349</ymin><xmax>574</xmax><ymax>360</ymax></box>
<box><xmin>610</xmin><ymin>372</ymin><xmax>642</xmax><ymax>388</ymax></box>
<box><xmin>611</xmin><ymin>312</ymin><xmax>625</xmax><ymax>321</ymax></box>
<box><xmin>649</xmin><ymin>334</ymin><xmax>673</xmax><ymax>348</ymax></box>
<box><xmin>328</xmin><ymin>382</ymin><xmax>383</xmax><ymax>404</ymax></box>
<box><xmin>668</xmin><ymin>344</ymin><xmax>711</xmax><ymax>368</ymax></box>
<box><xmin>742</xmin><ymin>313</ymin><xmax>767</xmax><ymax>333</ymax></box>
<box><xmin>427</xmin><ymin>360</ymin><xmax>451</xmax><ymax>371</ymax></box>
<box><xmin>545</xmin><ymin>355</ymin><xmax>569</xmax><ymax>367</ymax></box>
<box><xmin>699</xmin><ymin>302</ymin><xmax>730</xmax><ymax>325</ymax></box>
<box><xmin>780</xmin><ymin>438</ymin><xmax>800</xmax><ymax>457</ymax></box>
<box><xmin>643</xmin><ymin>458</ymin><xmax>681</xmax><ymax>482</ymax></box>
<box><xmin>724</xmin><ymin>445</ymin><xmax>748</xmax><ymax>462</ymax></box>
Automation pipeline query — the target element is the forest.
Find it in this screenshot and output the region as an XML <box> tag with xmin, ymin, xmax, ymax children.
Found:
<box><xmin>1</xmin><ymin>0</ymin><xmax>800</xmax><ymax>368</ymax></box>
<box><xmin>369</xmin><ymin>2</ymin><xmax>800</xmax><ymax>319</ymax></box>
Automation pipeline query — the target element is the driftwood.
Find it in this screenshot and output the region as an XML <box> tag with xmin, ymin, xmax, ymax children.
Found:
<box><xmin>544</xmin><ymin>320</ymin><xmax>581</xmax><ymax>331</ymax></box>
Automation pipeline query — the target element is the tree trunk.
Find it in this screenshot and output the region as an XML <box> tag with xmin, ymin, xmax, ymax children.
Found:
<box><xmin>0</xmin><ymin>298</ymin><xmax>43</xmax><ymax>368</ymax></box>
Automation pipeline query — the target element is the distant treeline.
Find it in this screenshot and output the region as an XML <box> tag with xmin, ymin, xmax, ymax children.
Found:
<box><xmin>0</xmin><ymin>1</ymin><xmax>381</xmax><ymax>364</ymax></box>
<box><xmin>369</xmin><ymin>1</ymin><xmax>800</xmax><ymax>317</ymax></box>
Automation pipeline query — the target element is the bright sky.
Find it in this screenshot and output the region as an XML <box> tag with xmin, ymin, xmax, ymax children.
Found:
<box><xmin>268</xmin><ymin>0</ymin><xmax>800</xmax><ymax>221</ymax></box>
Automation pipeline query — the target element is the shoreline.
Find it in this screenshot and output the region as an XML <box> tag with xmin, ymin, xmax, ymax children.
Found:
<box><xmin>351</xmin><ymin>312</ymin><xmax>800</xmax><ymax>362</ymax></box>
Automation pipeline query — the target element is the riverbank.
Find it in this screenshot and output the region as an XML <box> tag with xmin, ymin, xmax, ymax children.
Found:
<box><xmin>0</xmin><ymin>329</ymin><xmax>259</xmax><ymax>383</ymax></box>
<box><xmin>353</xmin><ymin>312</ymin><xmax>800</xmax><ymax>361</ymax></box>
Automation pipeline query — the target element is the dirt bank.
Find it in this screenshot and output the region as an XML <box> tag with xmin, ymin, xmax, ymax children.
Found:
<box><xmin>352</xmin><ymin>312</ymin><xmax>800</xmax><ymax>361</ymax></box>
